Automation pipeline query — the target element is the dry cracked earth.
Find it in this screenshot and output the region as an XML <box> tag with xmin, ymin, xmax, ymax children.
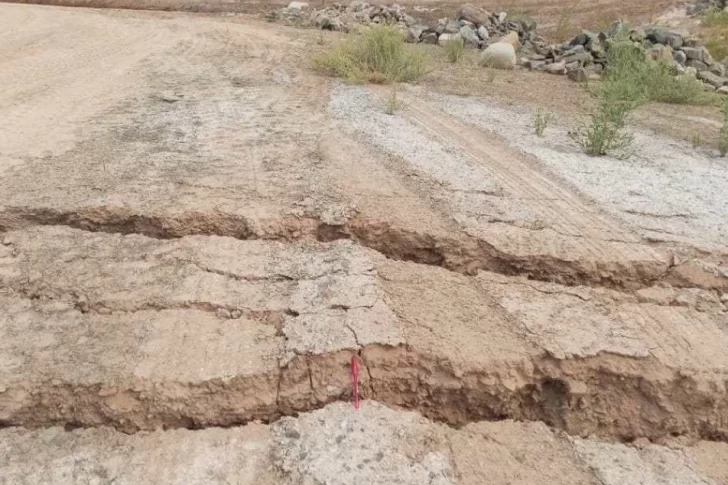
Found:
<box><xmin>1</xmin><ymin>3</ymin><xmax>728</xmax><ymax>484</ymax></box>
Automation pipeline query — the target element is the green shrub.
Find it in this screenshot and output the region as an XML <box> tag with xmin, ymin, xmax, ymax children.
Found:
<box><xmin>312</xmin><ymin>26</ymin><xmax>428</xmax><ymax>83</ymax></box>
<box><xmin>692</xmin><ymin>132</ymin><xmax>702</xmax><ymax>149</ymax></box>
<box><xmin>574</xmin><ymin>27</ymin><xmax>715</xmax><ymax>156</ymax></box>
<box><xmin>703</xmin><ymin>10</ymin><xmax>728</xmax><ymax>28</ymax></box>
<box><xmin>533</xmin><ymin>109</ymin><xmax>553</xmax><ymax>137</ymax></box>
<box><xmin>384</xmin><ymin>85</ymin><xmax>400</xmax><ymax>115</ymax></box>
<box><xmin>443</xmin><ymin>37</ymin><xmax>465</xmax><ymax>63</ymax></box>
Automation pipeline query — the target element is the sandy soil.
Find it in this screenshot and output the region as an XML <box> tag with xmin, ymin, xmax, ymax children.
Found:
<box><xmin>1</xmin><ymin>3</ymin><xmax>727</xmax><ymax>483</ymax></box>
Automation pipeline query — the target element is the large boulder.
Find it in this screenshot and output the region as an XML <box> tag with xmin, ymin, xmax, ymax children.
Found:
<box><xmin>478</xmin><ymin>42</ymin><xmax>516</xmax><ymax>69</ymax></box>
<box><xmin>499</xmin><ymin>31</ymin><xmax>520</xmax><ymax>49</ymax></box>
<box><xmin>457</xmin><ymin>4</ymin><xmax>490</xmax><ymax>26</ymax></box>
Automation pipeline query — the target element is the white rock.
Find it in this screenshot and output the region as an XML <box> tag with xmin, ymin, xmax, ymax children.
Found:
<box><xmin>287</xmin><ymin>1</ymin><xmax>308</xmax><ymax>10</ymax></box>
<box><xmin>478</xmin><ymin>42</ymin><xmax>516</xmax><ymax>69</ymax></box>
<box><xmin>437</xmin><ymin>33</ymin><xmax>462</xmax><ymax>46</ymax></box>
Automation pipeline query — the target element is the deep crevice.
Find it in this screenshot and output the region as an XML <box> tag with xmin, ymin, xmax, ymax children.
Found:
<box><xmin>0</xmin><ymin>206</ymin><xmax>702</xmax><ymax>292</ymax></box>
<box><xmin>2</xmin><ymin>345</ymin><xmax>726</xmax><ymax>444</ymax></box>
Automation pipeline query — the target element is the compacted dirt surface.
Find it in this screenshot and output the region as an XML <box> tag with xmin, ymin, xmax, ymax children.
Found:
<box><xmin>1</xmin><ymin>3</ymin><xmax>728</xmax><ymax>484</ymax></box>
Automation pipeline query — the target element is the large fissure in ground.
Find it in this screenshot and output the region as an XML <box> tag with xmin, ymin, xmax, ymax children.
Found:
<box><xmin>2</xmin><ymin>344</ymin><xmax>727</xmax><ymax>443</ymax></box>
<box><xmin>2</xmin><ymin>207</ymin><xmax>724</xmax><ymax>292</ymax></box>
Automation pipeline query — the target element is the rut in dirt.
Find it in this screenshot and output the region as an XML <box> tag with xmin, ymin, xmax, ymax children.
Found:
<box><xmin>0</xmin><ymin>205</ymin><xmax>696</xmax><ymax>292</ymax></box>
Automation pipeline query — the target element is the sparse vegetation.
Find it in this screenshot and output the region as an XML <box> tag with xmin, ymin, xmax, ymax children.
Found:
<box><xmin>533</xmin><ymin>109</ymin><xmax>553</xmax><ymax>137</ymax></box>
<box><xmin>487</xmin><ymin>69</ymin><xmax>497</xmax><ymax>83</ymax></box>
<box><xmin>554</xmin><ymin>0</ymin><xmax>580</xmax><ymax>43</ymax></box>
<box><xmin>312</xmin><ymin>26</ymin><xmax>428</xmax><ymax>84</ymax></box>
<box><xmin>702</xmin><ymin>10</ymin><xmax>728</xmax><ymax>62</ymax></box>
<box><xmin>443</xmin><ymin>37</ymin><xmax>465</xmax><ymax>63</ymax></box>
<box><xmin>692</xmin><ymin>132</ymin><xmax>702</xmax><ymax>149</ymax></box>
<box><xmin>384</xmin><ymin>85</ymin><xmax>400</xmax><ymax>115</ymax></box>
<box><xmin>574</xmin><ymin>27</ymin><xmax>717</xmax><ymax>156</ymax></box>
<box><xmin>720</xmin><ymin>96</ymin><xmax>728</xmax><ymax>157</ymax></box>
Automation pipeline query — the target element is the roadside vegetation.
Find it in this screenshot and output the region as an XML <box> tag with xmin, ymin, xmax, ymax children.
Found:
<box><xmin>533</xmin><ymin>109</ymin><xmax>553</xmax><ymax>137</ymax></box>
<box><xmin>573</xmin><ymin>27</ymin><xmax>717</xmax><ymax>156</ymax></box>
<box><xmin>312</xmin><ymin>26</ymin><xmax>428</xmax><ymax>83</ymax></box>
<box><xmin>702</xmin><ymin>10</ymin><xmax>728</xmax><ymax>63</ymax></box>
<box><xmin>443</xmin><ymin>37</ymin><xmax>465</xmax><ymax>63</ymax></box>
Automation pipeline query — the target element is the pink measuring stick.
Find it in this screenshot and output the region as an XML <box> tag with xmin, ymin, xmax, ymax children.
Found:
<box><xmin>351</xmin><ymin>355</ymin><xmax>360</xmax><ymax>411</ymax></box>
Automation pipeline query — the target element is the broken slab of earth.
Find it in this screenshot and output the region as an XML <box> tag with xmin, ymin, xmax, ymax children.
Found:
<box><xmin>1</xmin><ymin>4</ymin><xmax>728</xmax><ymax>484</ymax></box>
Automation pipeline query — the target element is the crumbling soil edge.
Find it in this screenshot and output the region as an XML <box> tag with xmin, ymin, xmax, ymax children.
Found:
<box><xmin>2</xmin><ymin>344</ymin><xmax>726</xmax><ymax>443</ymax></box>
<box><xmin>2</xmin><ymin>206</ymin><xmax>719</xmax><ymax>292</ymax></box>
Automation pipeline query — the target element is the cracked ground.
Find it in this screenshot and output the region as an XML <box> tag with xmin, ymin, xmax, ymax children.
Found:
<box><xmin>1</xmin><ymin>4</ymin><xmax>728</xmax><ymax>484</ymax></box>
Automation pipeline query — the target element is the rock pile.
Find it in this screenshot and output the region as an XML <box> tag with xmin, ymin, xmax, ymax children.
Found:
<box><xmin>267</xmin><ymin>1</ymin><xmax>419</xmax><ymax>33</ymax></box>
<box><xmin>527</xmin><ymin>24</ymin><xmax>728</xmax><ymax>91</ymax></box>
<box><xmin>269</xmin><ymin>2</ymin><xmax>545</xmax><ymax>47</ymax></box>
<box><xmin>269</xmin><ymin>1</ymin><xmax>728</xmax><ymax>92</ymax></box>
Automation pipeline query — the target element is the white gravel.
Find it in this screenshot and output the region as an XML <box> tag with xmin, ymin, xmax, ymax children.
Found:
<box><xmin>430</xmin><ymin>91</ymin><xmax>728</xmax><ymax>251</ymax></box>
<box><xmin>329</xmin><ymin>84</ymin><xmax>504</xmax><ymax>195</ymax></box>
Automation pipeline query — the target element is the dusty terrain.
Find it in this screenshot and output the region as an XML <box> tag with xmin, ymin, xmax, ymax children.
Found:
<box><xmin>1</xmin><ymin>3</ymin><xmax>728</xmax><ymax>483</ymax></box>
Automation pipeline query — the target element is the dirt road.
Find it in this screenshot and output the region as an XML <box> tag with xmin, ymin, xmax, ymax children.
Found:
<box><xmin>1</xmin><ymin>4</ymin><xmax>727</xmax><ymax>484</ymax></box>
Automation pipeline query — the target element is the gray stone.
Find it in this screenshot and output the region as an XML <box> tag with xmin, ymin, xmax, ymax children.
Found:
<box><xmin>564</xmin><ymin>45</ymin><xmax>585</xmax><ymax>55</ymax></box>
<box><xmin>562</xmin><ymin>52</ymin><xmax>593</xmax><ymax>65</ymax></box>
<box><xmin>568</xmin><ymin>66</ymin><xmax>588</xmax><ymax>82</ymax></box>
<box><xmin>673</xmin><ymin>49</ymin><xmax>687</xmax><ymax>65</ymax></box>
<box><xmin>286</xmin><ymin>1</ymin><xmax>308</xmax><ymax>10</ymax></box>
<box><xmin>629</xmin><ymin>27</ymin><xmax>645</xmax><ymax>42</ymax></box>
<box><xmin>459</xmin><ymin>25</ymin><xmax>481</xmax><ymax>47</ymax></box>
<box><xmin>421</xmin><ymin>32</ymin><xmax>438</xmax><ymax>44</ymax></box>
<box><xmin>718</xmin><ymin>86</ymin><xmax>728</xmax><ymax>95</ymax></box>
<box><xmin>403</xmin><ymin>14</ymin><xmax>416</xmax><ymax>27</ymax></box>
<box><xmin>681</xmin><ymin>46</ymin><xmax>703</xmax><ymax>61</ymax></box>
<box><xmin>498</xmin><ymin>11</ymin><xmax>507</xmax><ymax>23</ymax></box>
<box><xmin>443</xmin><ymin>20</ymin><xmax>460</xmax><ymax>34</ymax></box>
<box><xmin>646</xmin><ymin>28</ymin><xmax>683</xmax><ymax>49</ymax></box>
<box><xmin>405</xmin><ymin>26</ymin><xmax>424</xmax><ymax>43</ymax></box>
<box><xmin>571</xmin><ymin>30</ymin><xmax>596</xmax><ymax>46</ymax></box>
<box><xmin>477</xmin><ymin>25</ymin><xmax>489</xmax><ymax>41</ymax></box>
<box><xmin>545</xmin><ymin>60</ymin><xmax>567</xmax><ymax>74</ymax></box>
<box><xmin>457</xmin><ymin>4</ymin><xmax>490</xmax><ymax>26</ymax></box>
<box><xmin>517</xmin><ymin>16</ymin><xmax>537</xmax><ymax>32</ymax></box>
<box><xmin>710</xmin><ymin>63</ymin><xmax>727</xmax><ymax>77</ymax></box>
<box><xmin>524</xmin><ymin>59</ymin><xmax>546</xmax><ymax>70</ymax></box>
<box><xmin>697</xmin><ymin>70</ymin><xmax>728</xmax><ymax>87</ymax></box>
<box><xmin>686</xmin><ymin>59</ymin><xmax>709</xmax><ymax>71</ymax></box>
<box><xmin>702</xmin><ymin>47</ymin><xmax>715</xmax><ymax>65</ymax></box>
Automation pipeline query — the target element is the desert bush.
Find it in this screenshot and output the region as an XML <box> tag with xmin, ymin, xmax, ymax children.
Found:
<box><xmin>554</xmin><ymin>0</ymin><xmax>580</xmax><ymax>42</ymax></box>
<box><xmin>574</xmin><ymin>28</ymin><xmax>714</xmax><ymax>156</ymax></box>
<box><xmin>703</xmin><ymin>9</ymin><xmax>728</xmax><ymax>28</ymax></box>
<box><xmin>312</xmin><ymin>26</ymin><xmax>428</xmax><ymax>83</ymax></box>
<box><xmin>384</xmin><ymin>85</ymin><xmax>400</xmax><ymax>114</ymax></box>
<box><xmin>692</xmin><ymin>132</ymin><xmax>702</xmax><ymax>149</ymax></box>
<box><xmin>533</xmin><ymin>109</ymin><xmax>553</xmax><ymax>137</ymax></box>
<box><xmin>443</xmin><ymin>37</ymin><xmax>465</xmax><ymax>63</ymax></box>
